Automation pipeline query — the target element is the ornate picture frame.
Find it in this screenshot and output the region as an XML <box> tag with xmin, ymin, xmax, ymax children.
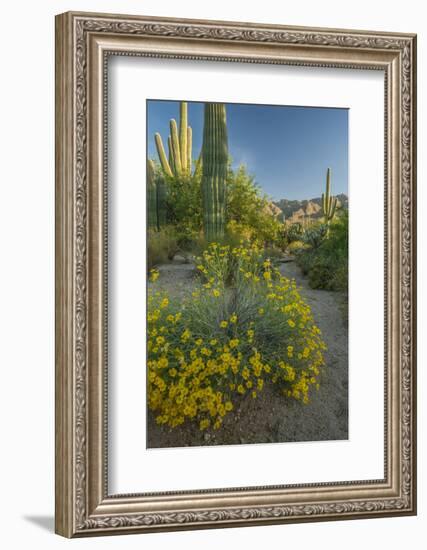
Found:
<box><xmin>55</xmin><ymin>11</ymin><xmax>417</xmax><ymax>537</ymax></box>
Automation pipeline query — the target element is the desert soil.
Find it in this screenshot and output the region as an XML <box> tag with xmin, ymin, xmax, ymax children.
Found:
<box><xmin>147</xmin><ymin>257</ymin><xmax>348</xmax><ymax>448</ymax></box>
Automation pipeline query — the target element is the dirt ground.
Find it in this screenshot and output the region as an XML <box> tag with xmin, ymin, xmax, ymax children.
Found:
<box><xmin>147</xmin><ymin>257</ymin><xmax>348</xmax><ymax>448</ymax></box>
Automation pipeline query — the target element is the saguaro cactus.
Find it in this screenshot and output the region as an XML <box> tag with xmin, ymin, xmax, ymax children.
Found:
<box><xmin>156</xmin><ymin>173</ymin><xmax>167</xmax><ymax>228</ymax></box>
<box><xmin>147</xmin><ymin>159</ymin><xmax>158</xmax><ymax>229</ymax></box>
<box><xmin>154</xmin><ymin>102</ymin><xmax>197</xmax><ymax>178</ymax></box>
<box><xmin>201</xmin><ymin>103</ymin><xmax>228</xmax><ymax>241</ymax></box>
<box><xmin>147</xmin><ymin>160</ymin><xmax>167</xmax><ymax>230</ymax></box>
<box><xmin>322</xmin><ymin>168</ymin><xmax>338</xmax><ymax>225</ymax></box>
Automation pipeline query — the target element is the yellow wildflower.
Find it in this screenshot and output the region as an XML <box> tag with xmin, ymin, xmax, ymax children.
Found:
<box><xmin>181</xmin><ymin>329</ymin><xmax>191</xmax><ymax>342</ymax></box>
<box><xmin>200</xmin><ymin>419</ymin><xmax>210</xmax><ymax>430</ymax></box>
<box><xmin>149</xmin><ymin>269</ymin><xmax>159</xmax><ymax>282</ymax></box>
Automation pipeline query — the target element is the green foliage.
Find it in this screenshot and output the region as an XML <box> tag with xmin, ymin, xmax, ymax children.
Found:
<box><xmin>322</xmin><ymin>168</ymin><xmax>338</xmax><ymax>225</ymax></box>
<box><xmin>226</xmin><ymin>165</ymin><xmax>281</xmax><ymax>245</ymax></box>
<box><xmin>164</xmin><ymin>170</ymin><xmax>202</xmax><ymax>233</ymax></box>
<box><xmin>297</xmin><ymin>211</ymin><xmax>348</xmax><ymax>292</ymax></box>
<box><xmin>201</xmin><ymin>103</ymin><xmax>229</xmax><ymax>240</ymax></box>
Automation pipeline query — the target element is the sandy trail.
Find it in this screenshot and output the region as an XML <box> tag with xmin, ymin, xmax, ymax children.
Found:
<box><xmin>147</xmin><ymin>259</ymin><xmax>348</xmax><ymax>448</ymax></box>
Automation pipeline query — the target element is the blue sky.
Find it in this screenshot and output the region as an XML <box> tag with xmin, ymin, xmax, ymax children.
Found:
<box><xmin>147</xmin><ymin>100</ymin><xmax>348</xmax><ymax>201</ymax></box>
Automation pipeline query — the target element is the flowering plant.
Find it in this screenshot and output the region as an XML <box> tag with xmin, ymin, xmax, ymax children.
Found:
<box><xmin>147</xmin><ymin>242</ymin><xmax>326</xmax><ymax>431</ymax></box>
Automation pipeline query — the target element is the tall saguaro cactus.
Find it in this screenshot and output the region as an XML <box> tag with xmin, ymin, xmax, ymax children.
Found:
<box><xmin>147</xmin><ymin>159</ymin><xmax>158</xmax><ymax>229</ymax></box>
<box><xmin>147</xmin><ymin>159</ymin><xmax>167</xmax><ymax>230</ymax></box>
<box><xmin>201</xmin><ymin>103</ymin><xmax>228</xmax><ymax>241</ymax></box>
<box><xmin>154</xmin><ymin>102</ymin><xmax>196</xmax><ymax>178</ymax></box>
<box><xmin>322</xmin><ymin>168</ymin><xmax>338</xmax><ymax>226</ymax></box>
<box><xmin>156</xmin><ymin>173</ymin><xmax>167</xmax><ymax>228</ymax></box>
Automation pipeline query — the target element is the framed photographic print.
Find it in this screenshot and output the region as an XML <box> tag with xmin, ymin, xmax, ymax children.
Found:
<box><xmin>55</xmin><ymin>11</ymin><xmax>417</xmax><ymax>537</ymax></box>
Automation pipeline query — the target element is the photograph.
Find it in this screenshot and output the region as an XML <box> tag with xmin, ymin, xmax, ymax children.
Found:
<box><xmin>146</xmin><ymin>99</ymin><xmax>349</xmax><ymax>448</ymax></box>
<box><xmin>53</xmin><ymin>9</ymin><xmax>416</xmax><ymax>538</ymax></box>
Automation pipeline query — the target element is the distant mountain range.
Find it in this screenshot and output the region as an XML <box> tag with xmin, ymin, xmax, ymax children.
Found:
<box><xmin>273</xmin><ymin>194</ymin><xmax>348</xmax><ymax>223</ymax></box>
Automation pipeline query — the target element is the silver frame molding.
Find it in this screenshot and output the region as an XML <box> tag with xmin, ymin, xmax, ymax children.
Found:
<box><xmin>55</xmin><ymin>11</ymin><xmax>417</xmax><ymax>538</ymax></box>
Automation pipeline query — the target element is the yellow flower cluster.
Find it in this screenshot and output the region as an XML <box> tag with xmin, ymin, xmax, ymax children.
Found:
<box><xmin>147</xmin><ymin>242</ymin><xmax>326</xmax><ymax>431</ymax></box>
<box><xmin>149</xmin><ymin>268</ymin><xmax>159</xmax><ymax>282</ymax></box>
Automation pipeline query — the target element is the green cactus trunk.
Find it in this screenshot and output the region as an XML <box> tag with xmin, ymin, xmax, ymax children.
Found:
<box><xmin>201</xmin><ymin>103</ymin><xmax>228</xmax><ymax>241</ymax></box>
<box><xmin>156</xmin><ymin>173</ymin><xmax>167</xmax><ymax>229</ymax></box>
<box><xmin>322</xmin><ymin>167</ymin><xmax>338</xmax><ymax>228</ymax></box>
<box><xmin>147</xmin><ymin>159</ymin><xmax>158</xmax><ymax>229</ymax></box>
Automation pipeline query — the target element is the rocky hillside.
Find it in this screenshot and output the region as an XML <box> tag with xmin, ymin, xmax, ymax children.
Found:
<box><xmin>274</xmin><ymin>194</ymin><xmax>348</xmax><ymax>223</ymax></box>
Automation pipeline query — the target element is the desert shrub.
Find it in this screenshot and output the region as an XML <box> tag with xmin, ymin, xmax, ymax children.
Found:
<box><xmin>262</xmin><ymin>245</ymin><xmax>285</xmax><ymax>263</ymax></box>
<box><xmin>164</xmin><ymin>172</ymin><xmax>203</xmax><ymax>233</ymax></box>
<box><xmin>226</xmin><ymin>220</ymin><xmax>257</xmax><ymax>244</ymax></box>
<box><xmin>287</xmin><ymin>240</ymin><xmax>308</xmax><ymax>254</ymax></box>
<box><xmin>147</xmin><ymin>226</ymin><xmax>180</xmax><ymax>271</ymax></box>
<box><xmin>195</xmin><ymin>241</ymin><xmax>275</xmax><ymax>288</ymax></box>
<box><xmin>297</xmin><ymin>212</ymin><xmax>348</xmax><ymax>292</ymax></box>
<box><xmin>227</xmin><ymin>165</ymin><xmax>281</xmax><ymax>245</ymax></box>
<box><xmin>147</xmin><ymin>231</ymin><xmax>167</xmax><ymax>271</ymax></box>
<box><xmin>282</xmin><ymin>222</ymin><xmax>304</xmax><ymax>245</ymax></box>
<box><xmin>302</xmin><ymin>223</ymin><xmax>328</xmax><ymax>249</ymax></box>
<box><xmin>147</xmin><ymin>242</ymin><xmax>326</xmax><ymax>430</ymax></box>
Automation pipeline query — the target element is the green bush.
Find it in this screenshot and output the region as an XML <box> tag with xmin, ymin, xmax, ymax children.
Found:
<box><xmin>147</xmin><ymin>227</ymin><xmax>180</xmax><ymax>271</ymax></box>
<box><xmin>296</xmin><ymin>212</ymin><xmax>348</xmax><ymax>292</ymax></box>
<box><xmin>282</xmin><ymin>222</ymin><xmax>304</xmax><ymax>246</ymax></box>
<box><xmin>287</xmin><ymin>240</ymin><xmax>308</xmax><ymax>254</ymax></box>
<box><xmin>165</xmin><ymin>172</ymin><xmax>202</xmax><ymax>234</ymax></box>
<box><xmin>226</xmin><ymin>165</ymin><xmax>281</xmax><ymax>245</ymax></box>
<box><xmin>302</xmin><ymin>223</ymin><xmax>328</xmax><ymax>249</ymax></box>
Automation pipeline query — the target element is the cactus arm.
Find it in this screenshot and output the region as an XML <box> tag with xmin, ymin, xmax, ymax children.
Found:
<box><xmin>167</xmin><ymin>136</ymin><xmax>176</xmax><ymax>176</ymax></box>
<box><xmin>187</xmin><ymin>126</ymin><xmax>192</xmax><ymax>177</ymax></box>
<box><xmin>147</xmin><ymin>158</ymin><xmax>155</xmax><ymax>180</ymax></box>
<box><xmin>330</xmin><ymin>197</ymin><xmax>338</xmax><ymax>219</ymax></box>
<box><xmin>154</xmin><ymin>133</ymin><xmax>173</xmax><ymax>177</ymax></box>
<box><xmin>179</xmin><ymin>102</ymin><xmax>188</xmax><ymax>174</ymax></box>
<box><xmin>326</xmin><ymin>167</ymin><xmax>331</xmax><ymax>201</ymax></box>
<box><xmin>170</xmin><ymin>119</ymin><xmax>182</xmax><ymax>176</ymax></box>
